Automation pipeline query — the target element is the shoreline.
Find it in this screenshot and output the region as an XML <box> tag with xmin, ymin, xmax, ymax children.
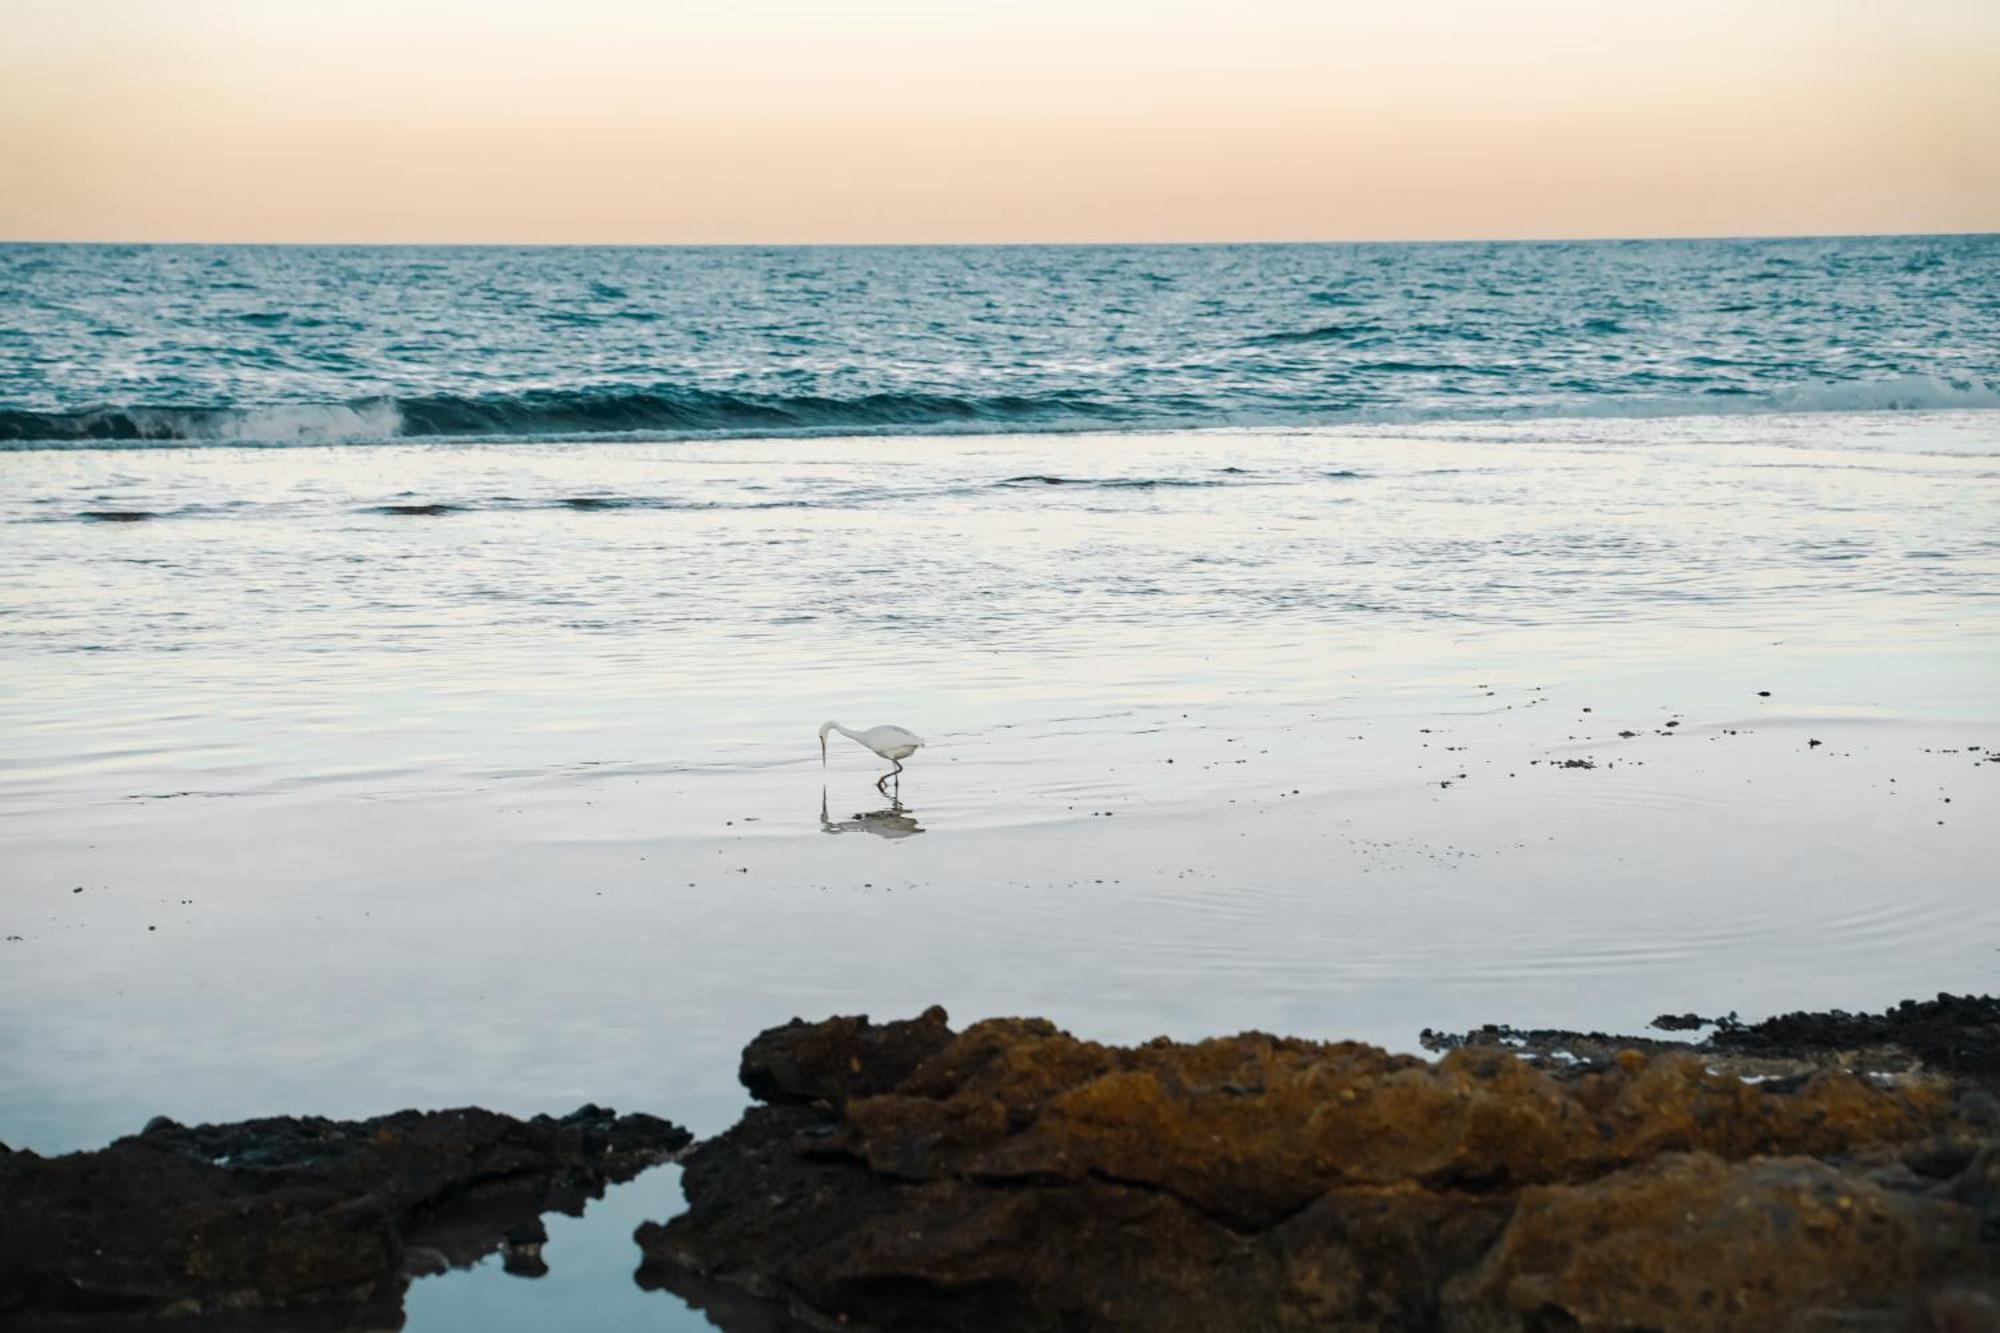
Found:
<box><xmin>6</xmin><ymin>399</ymin><xmax>2000</xmax><ymax>455</ymax></box>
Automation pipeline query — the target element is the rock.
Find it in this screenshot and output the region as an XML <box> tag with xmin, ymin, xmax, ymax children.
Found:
<box><xmin>1427</xmin><ymin>994</ymin><xmax>2000</xmax><ymax>1094</ymax></box>
<box><xmin>0</xmin><ymin>1104</ymin><xmax>689</xmax><ymax>1329</ymax></box>
<box><xmin>638</xmin><ymin>1008</ymin><xmax>1997</xmax><ymax>1332</ymax></box>
<box><xmin>1712</xmin><ymin>993</ymin><xmax>2000</xmax><ymax>1089</ymax></box>
<box><xmin>503</xmin><ymin>1217</ymin><xmax>552</xmax><ymax>1278</ymax></box>
<box><xmin>1444</xmin><ymin>1151</ymin><xmax>1992</xmax><ymax>1331</ymax></box>
<box><xmin>739</xmin><ymin>1003</ymin><xmax>955</xmax><ymax>1107</ymax></box>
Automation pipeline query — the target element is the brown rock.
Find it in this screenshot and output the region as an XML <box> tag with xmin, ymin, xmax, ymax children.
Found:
<box><xmin>1445</xmin><ymin>1151</ymin><xmax>1992</xmax><ymax>1331</ymax></box>
<box><xmin>639</xmin><ymin>1009</ymin><xmax>1999</xmax><ymax>1333</ymax></box>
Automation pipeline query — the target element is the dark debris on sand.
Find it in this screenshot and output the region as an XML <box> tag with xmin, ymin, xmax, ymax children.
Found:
<box><xmin>639</xmin><ymin>1003</ymin><xmax>2000</xmax><ymax>1333</ymax></box>
<box><xmin>0</xmin><ymin>1104</ymin><xmax>689</xmax><ymax>1330</ymax></box>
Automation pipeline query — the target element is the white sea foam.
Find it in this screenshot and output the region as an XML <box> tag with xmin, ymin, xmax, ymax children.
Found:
<box><xmin>1755</xmin><ymin>374</ymin><xmax>2000</xmax><ymax>414</ymax></box>
<box><xmin>209</xmin><ymin>399</ymin><xmax>405</xmax><ymax>443</ymax></box>
<box><xmin>131</xmin><ymin>399</ymin><xmax>406</xmax><ymax>444</ymax></box>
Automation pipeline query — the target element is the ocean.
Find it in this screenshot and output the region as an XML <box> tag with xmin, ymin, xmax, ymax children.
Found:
<box><xmin>3</xmin><ymin>236</ymin><xmax>1997</xmax><ymax>447</ymax></box>
<box><xmin>3</xmin><ymin>236</ymin><xmax>1998</xmax><ymax>1331</ymax></box>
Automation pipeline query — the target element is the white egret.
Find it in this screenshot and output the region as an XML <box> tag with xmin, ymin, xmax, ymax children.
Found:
<box><xmin>819</xmin><ymin>720</ymin><xmax>925</xmax><ymax>793</ymax></box>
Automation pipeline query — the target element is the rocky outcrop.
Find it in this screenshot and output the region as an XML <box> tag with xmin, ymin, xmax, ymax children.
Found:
<box><xmin>638</xmin><ymin>1008</ymin><xmax>1999</xmax><ymax>1333</ymax></box>
<box><xmin>1709</xmin><ymin>993</ymin><xmax>2000</xmax><ymax>1086</ymax></box>
<box><xmin>1425</xmin><ymin>992</ymin><xmax>2000</xmax><ymax>1093</ymax></box>
<box><xmin>0</xmin><ymin>1104</ymin><xmax>688</xmax><ymax>1329</ymax></box>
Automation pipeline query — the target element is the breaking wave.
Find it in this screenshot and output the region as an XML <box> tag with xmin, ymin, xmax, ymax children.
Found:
<box><xmin>0</xmin><ymin>388</ymin><xmax>1121</xmax><ymax>449</ymax></box>
<box><xmin>0</xmin><ymin>375</ymin><xmax>1995</xmax><ymax>451</ymax></box>
<box><xmin>0</xmin><ymin>400</ymin><xmax>405</xmax><ymax>447</ymax></box>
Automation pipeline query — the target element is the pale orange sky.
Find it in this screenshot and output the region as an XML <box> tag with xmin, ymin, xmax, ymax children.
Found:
<box><xmin>2</xmin><ymin>0</ymin><xmax>1996</xmax><ymax>243</ymax></box>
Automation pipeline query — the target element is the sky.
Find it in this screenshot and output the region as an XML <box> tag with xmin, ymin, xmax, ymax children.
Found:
<box><xmin>1</xmin><ymin>0</ymin><xmax>1996</xmax><ymax>244</ymax></box>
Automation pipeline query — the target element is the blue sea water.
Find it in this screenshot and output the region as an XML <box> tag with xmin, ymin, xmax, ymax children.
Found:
<box><xmin>2</xmin><ymin>235</ymin><xmax>1997</xmax><ymax>445</ymax></box>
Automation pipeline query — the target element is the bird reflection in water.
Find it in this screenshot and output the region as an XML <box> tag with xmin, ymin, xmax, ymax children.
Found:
<box><xmin>820</xmin><ymin>788</ymin><xmax>926</xmax><ymax>839</ymax></box>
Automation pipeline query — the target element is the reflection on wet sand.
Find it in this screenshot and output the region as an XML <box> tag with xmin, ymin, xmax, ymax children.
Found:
<box><xmin>820</xmin><ymin>788</ymin><xmax>926</xmax><ymax>839</ymax></box>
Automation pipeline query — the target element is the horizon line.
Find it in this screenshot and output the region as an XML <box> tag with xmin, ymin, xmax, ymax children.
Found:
<box><xmin>3</xmin><ymin>228</ymin><xmax>1996</xmax><ymax>250</ymax></box>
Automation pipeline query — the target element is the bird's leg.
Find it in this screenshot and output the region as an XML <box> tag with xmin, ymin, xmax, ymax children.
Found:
<box><xmin>876</xmin><ymin>770</ymin><xmax>890</xmax><ymax>795</ymax></box>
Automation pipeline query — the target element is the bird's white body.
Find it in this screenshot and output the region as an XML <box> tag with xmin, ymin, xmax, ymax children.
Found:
<box><xmin>820</xmin><ymin>721</ymin><xmax>923</xmax><ymax>762</ymax></box>
<box><xmin>819</xmin><ymin>720</ymin><xmax>925</xmax><ymax>792</ymax></box>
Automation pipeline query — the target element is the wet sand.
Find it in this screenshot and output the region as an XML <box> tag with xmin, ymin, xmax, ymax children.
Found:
<box><xmin>4</xmin><ymin>686</ymin><xmax>1994</xmax><ymax>1155</ymax></box>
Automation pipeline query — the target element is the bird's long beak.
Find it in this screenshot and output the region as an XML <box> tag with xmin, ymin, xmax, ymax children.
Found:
<box><xmin>820</xmin><ymin>734</ymin><xmax>827</xmax><ymax>766</ymax></box>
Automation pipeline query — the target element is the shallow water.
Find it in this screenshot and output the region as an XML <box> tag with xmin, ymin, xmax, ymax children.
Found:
<box><xmin>2</xmin><ymin>410</ymin><xmax>1998</xmax><ymax>1324</ymax></box>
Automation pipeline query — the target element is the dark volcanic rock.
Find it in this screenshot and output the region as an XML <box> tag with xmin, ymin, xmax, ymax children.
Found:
<box><xmin>0</xmin><ymin>1103</ymin><xmax>689</xmax><ymax>1329</ymax></box>
<box><xmin>739</xmin><ymin>1004</ymin><xmax>954</xmax><ymax>1108</ymax></box>
<box><xmin>1710</xmin><ymin>993</ymin><xmax>2000</xmax><ymax>1085</ymax></box>
<box><xmin>1428</xmin><ymin>993</ymin><xmax>2000</xmax><ymax>1095</ymax></box>
<box><xmin>638</xmin><ymin>1009</ymin><xmax>1999</xmax><ymax>1333</ymax></box>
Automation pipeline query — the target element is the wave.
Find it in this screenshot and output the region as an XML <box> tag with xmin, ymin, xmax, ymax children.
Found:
<box><xmin>1</xmin><ymin>374</ymin><xmax>1995</xmax><ymax>451</ymax></box>
<box><xmin>0</xmin><ymin>400</ymin><xmax>404</xmax><ymax>446</ymax></box>
<box><xmin>0</xmin><ymin>387</ymin><xmax>1119</xmax><ymax>448</ymax></box>
<box><xmin>366</xmin><ymin>502</ymin><xmax>460</xmax><ymax>516</ymax></box>
<box><xmin>995</xmin><ymin>474</ymin><xmax>1233</xmax><ymax>489</ymax></box>
<box><xmin>50</xmin><ymin>476</ymin><xmax>1279</xmax><ymax>526</ymax></box>
<box><xmin>1336</xmin><ymin>374</ymin><xmax>2000</xmax><ymax>428</ymax></box>
<box><xmin>369</xmin><ymin>481</ymin><xmax>1240</xmax><ymax>516</ymax></box>
<box><xmin>1715</xmin><ymin>375</ymin><xmax>2000</xmax><ymax>415</ymax></box>
<box><xmin>1498</xmin><ymin>374</ymin><xmax>2000</xmax><ymax>424</ymax></box>
<box><xmin>1247</xmin><ymin>322</ymin><xmax>1383</xmax><ymax>346</ymax></box>
<box><xmin>357</xmin><ymin>494</ymin><xmax>827</xmax><ymax>518</ymax></box>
